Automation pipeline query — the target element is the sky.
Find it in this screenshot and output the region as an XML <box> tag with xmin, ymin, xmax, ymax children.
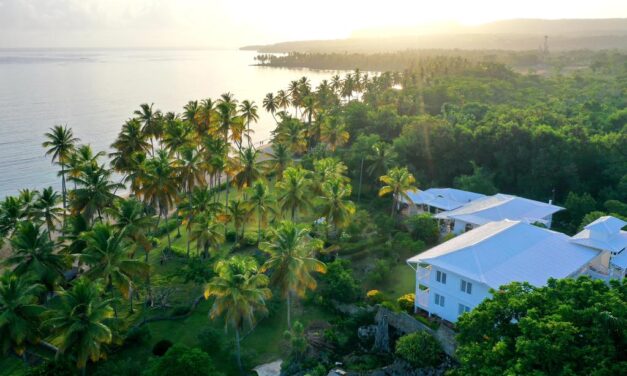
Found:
<box><xmin>0</xmin><ymin>0</ymin><xmax>626</xmax><ymax>48</ymax></box>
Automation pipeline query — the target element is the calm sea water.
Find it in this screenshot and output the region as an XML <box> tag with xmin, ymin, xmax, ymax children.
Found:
<box><xmin>0</xmin><ymin>49</ymin><xmax>338</xmax><ymax>198</ymax></box>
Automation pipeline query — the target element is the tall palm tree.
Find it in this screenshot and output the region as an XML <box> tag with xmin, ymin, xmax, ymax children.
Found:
<box><xmin>232</xmin><ymin>147</ymin><xmax>262</xmax><ymax>191</ymax></box>
<box><xmin>263</xmin><ymin>93</ymin><xmax>279</xmax><ymax>124</ymax></box>
<box><xmin>141</xmin><ymin>149</ymin><xmax>178</xmax><ymax>249</ymax></box>
<box><xmin>226</xmin><ymin>199</ymin><xmax>250</xmax><ymax>244</ymax></box>
<box><xmin>265</xmin><ymin>143</ymin><xmax>292</xmax><ymax>180</ymax></box>
<box><xmin>200</xmin><ymin>98</ymin><xmax>216</xmax><ymax>138</ymax></box>
<box><xmin>183</xmin><ymin>100</ymin><xmax>201</xmax><ymax>137</ymax></box>
<box><xmin>330</xmin><ymin>75</ymin><xmax>342</xmax><ymax>95</ymax></box>
<box><xmin>162</xmin><ymin>117</ymin><xmax>192</xmax><ymax>157</ymax></box>
<box><xmin>43</xmin><ymin>125</ymin><xmax>79</xmax><ymax>211</ymax></box>
<box><xmin>320</xmin><ymin>116</ymin><xmax>349</xmax><ymax>151</ymax></box>
<box><xmin>106</xmin><ymin>198</ymin><xmax>155</xmax><ymax>262</ymax></box>
<box><xmin>0</xmin><ymin>272</ymin><xmax>45</xmax><ymax>361</ymax></box>
<box><xmin>18</xmin><ymin>189</ymin><xmax>39</xmax><ymax>221</ymax></box>
<box><xmin>378</xmin><ymin>167</ymin><xmax>418</xmax><ymax>218</ymax></box>
<box><xmin>0</xmin><ymin>196</ymin><xmax>25</xmax><ymax>239</ymax></box>
<box><xmin>287</xmin><ymin>80</ymin><xmax>301</xmax><ymax>117</ymax></box>
<box><xmin>276</xmin><ymin>90</ymin><xmax>290</xmax><ymax>112</ymax></box>
<box><xmin>69</xmin><ymin>163</ymin><xmax>123</xmax><ymax>224</ymax></box>
<box><xmin>319</xmin><ymin>179</ymin><xmax>355</xmax><ymax>238</ymax></box>
<box><xmin>276</xmin><ymin>167</ymin><xmax>312</xmax><ymax>220</ymax></box>
<box><xmin>190</xmin><ymin>214</ymin><xmax>225</xmax><ymax>259</ymax></box>
<box><xmin>34</xmin><ymin>187</ymin><xmax>63</xmax><ymax>238</ymax></box>
<box><xmin>367</xmin><ymin>142</ymin><xmax>398</xmax><ymax>179</ymax></box>
<box><xmin>5</xmin><ymin>221</ymin><xmax>67</xmax><ymax>292</ymax></box>
<box><xmin>204</xmin><ymin>256</ymin><xmax>271</xmax><ymax>373</ymax></box>
<box><xmin>79</xmin><ymin>224</ymin><xmax>150</xmax><ymax>313</ymax></box>
<box><xmin>46</xmin><ymin>277</ymin><xmax>115</xmax><ymax>375</ymax></box>
<box><xmin>134</xmin><ymin>103</ymin><xmax>162</xmax><ymax>156</ymax></box>
<box><xmin>179</xmin><ymin>187</ymin><xmax>223</xmax><ymax>257</ymax></box>
<box><xmin>275</xmin><ymin>118</ymin><xmax>306</xmax><ymax>155</ymax></box>
<box><xmin>312</xmin><ymin>158</ymin><xmax>349</xmax><ymax>195</ymax></box>
<box><xmin>239</xmin><ymin>100</ymin><xmax>259</xmax><ymax>147</ymax></box>
<box><xmin>248</xmin><ymin>181</ymin><xmax>276</xmax><ymax>244</ymax></box>
<box><xmin>260</xmin><ymin>221</ymin><xmax>325</xmax><ymax>329</ymax></box>
<box><xmin>109</xmin><ymin>119</ymin><xmax>150</xmax><ymax>177</ymax></box>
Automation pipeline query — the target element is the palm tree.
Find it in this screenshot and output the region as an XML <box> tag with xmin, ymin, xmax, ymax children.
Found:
<box><xmin>18</xmin><ymin>189</ymin><xmax>39</xmax><ymax>221</ymax></box>
<box><xmin>226</xmin><ymin>199</ymin><xmax>250</xmax><ymax>244</ymax></box>
<box><xmin>183</xmin><ymin>100</ymin><xmax>201</xmax><ymax>137</ymax></box>
<box><xmin>248</xmin><ymin>181</ymin><xmax>276</xmax><ymax>244</ymax></box>
<box><xmin>199</xmin><ymin>98</ymin><xmax>216</xmax><ymax>137</ymax></box>
<box><xmin>0</xmin><ymin>272</ymin><xmax>45</xmax><ymax>361</ymax></box>
<box><xmin>134</xmin><ymin>103</ymin><xmax>162</xmax><ymax>155</ymax></box>
<box><xmin>320</xmin><ymin>116</ymin><xmax>349</xmax><ymax>151</ymax></box>
<box><xmin>367</xmin><ymin>142</ymin><xmax>397</xmax><ymax>179</ymax></box>
<box><xmin>288</xmin><ymin>80</ymin><xmax>301</xmax><ymax>117</ymax></box>
<box><xmin>162</xmin><ymin>117</ymin><xmax>192</xmax><ymax>157</ymax></box>
<box><xmin>0</xmin><ymin>196</ymin><xmax>25</xmax><ymax>239</ymax></box>
<box><xmin>69</xmin><ymin>163</ymin><xmax>123</xmax><ymax>224</ymax></box>
<box><xmin>312</xmin><ymin>158</ymin><xmax>349</xmax><ymax>195</ymax></box>
<box><xmin>79</xmin><ymin>224</ymin><xmax>150</xmax><ymax>313</ymax></box>
<box><xmin>34</xmin><ymin>187</ymin><xmax>63</xmax><ymax>238</ymax></box>
<box><xmin>43</xmin><ymin>125</ymin><xmax>79</xmax><ymax>211</ymax></box>
<box><xmin>179</xmin><ymin>187</ymin><xmax>223</xmax><ymax>257</ymax></box>
<box><xmin>276</xmin><ymin>90</ymin><xmax>290</xmax><ymax>112</ymax></box>
<box><xmin>5</xmin><ymin>221</ymin><xmax>67</xmax><ymax>292</ymax></box>
<box><xmin>263</xmin><ymin>93</ymin><xmax>279</xmax><ymax>123</ymax></box>
<box><xmin>319</xmin><ymin>179</ymin><xmax>355</xmax><ymax>238</ymax></box>
<box><xmin>190</xmin><ymin>214</ymin><xmax>225</xmax><ymax>259</ymax></box>
<box><xmin>232</xmin><ymin>147</ymin><xmax>262</xmax><ymax>192</ymax></box>
<box><xmin>204</xmin><ymin>256</ymin><xmax>271</xmax><ymax>373</ymax></box>
<box><xmin>239</xmin><ymin>100</ymin><xmax>259</xmax><ymax>147</ymax></box>
<box><xmin>260</xmin><ymin>221</ymin><xmax>325</xmax><ymax>328</ymax></box>
<box><xmin>265</xmin><ymin>143</ymin><xmax>292</xmax><ymax>180</ymax></box>
<box><xmin>141</xmin><ymin>149</ymin><xmax>178</xmax><ymax>249</ymax></box>
<box><xmin>46</xmin><ymin>277</ymin><xmax>114</xmax><ymax>375</ymax></box>
<box><xmin>275</xmin><ymin>118</ymin><xmax>306</xmax><ymax>155</ymax></box>
<box><xmin>378</xmin><ymin>167</ymin><xmax>418</xmax><ymax>218</ymax></box>
<box><xmin>276</xmin><ymin>167</ymin><xmax>312</xmax><ymax>220</ymax></box>
<box><xmin>109</xmin><ymin>119</ymin><xmax>150</xmax><ymax>177</ymax></box>
<box><xmin>106</xmin><ymin>198</ymin><xmax>155</xmax><ymax>262</ymax></box>
<box><xmin>330</xmin><ymin>75</ymin><xmax>342</xmax><ymax>95</ymax></box>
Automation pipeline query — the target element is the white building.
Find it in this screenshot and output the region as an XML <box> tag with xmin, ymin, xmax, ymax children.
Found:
<box><xmin>403</xmin><ymin>188</ymin><xmax>485</xmax><ymax>215</ymax></box>
<box><xmin>434</xmin><ymin>193</ymin><xmax>563</xmax><ymax>233</ymax></box>
<box><xmin>406</xmin><ymin>217</ymin><xmax>626</xmax><ymax>323</ymax></box>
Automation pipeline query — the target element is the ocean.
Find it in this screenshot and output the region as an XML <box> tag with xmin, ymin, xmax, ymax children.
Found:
<box><xmin>0</xmin><ymin>48</ymin><xmax>338</xmax><ymax>198</ymax></box>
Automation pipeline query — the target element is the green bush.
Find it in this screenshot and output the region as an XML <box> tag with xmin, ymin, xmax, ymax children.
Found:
<box><xmin>318</xmin><ymin>259</ymin><xmax>361</xmax><ymax>304</ymax></box>
<box><xmin>406</xmin><ymin>213</ymin><xmax>440</xmax><ymax>245</ymax></box>
<box><xmin>93</xmin><ymin>358</ymin><xmax>143</xmax><ymax>376</ymax></box>
<box><xmin>366</xmin><ymin>289</ymin><xmax>384</xmax><ymax>304</ymax></box>
<box><xmin>397</xmin><ymin>293</ymin><xmax>415</xmax><ymax>313</ymax></box>
<box><xmin>146</xmin><ymin>344</ymin><xmax>222</xmax><ymax>376</ymax></box>
<box><xmin>395</xmin><ymin>331</ymin><xmax>443</xmax><ymax>368</ymax></box>
<box><xmin>368</xmin><ymin>259</ymin><xmax>391</xmax><ymax>284</ymax></box>
<box><xmin>171</xmin><ymin>305</ymin><xmax>191</xmax><ymax>316</ymax></box>
<box><xmin>26</xmin><ymin>359</ymin><xmax>75</xmax><ymax>376</ymax></box>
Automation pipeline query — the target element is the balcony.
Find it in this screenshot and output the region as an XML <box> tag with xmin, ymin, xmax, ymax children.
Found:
<box><xmin>417</xmin><ymin>264</ymin><xmax>431</xmax><ymax>286</ymax></box>
<box><xmin>416</xmin><ymin>288</ymin><xmax>429</xmax><ymax>309</ymax></box>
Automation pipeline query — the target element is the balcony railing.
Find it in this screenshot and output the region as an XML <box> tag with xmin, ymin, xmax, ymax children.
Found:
<box><xmin>416</xmin><ymin>289</ymin><xmax>429</xmax><ymax>309</ymax></box>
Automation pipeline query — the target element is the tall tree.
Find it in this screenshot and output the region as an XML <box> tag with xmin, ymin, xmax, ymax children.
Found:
<box><xmin>190</xmin><ymin>214</ymin><xmax>225</xmax><ymax>259</ymax></box>
<box><xmin>263</xmin><ymin>92</ymin><xmax>279</xmax><ymax>124</ymax></box>
<box><xmin>79</xmin><ymin>224</ymin><xmax>150</xmax><ymax>313</ymax></box>
<box><xmin>319</xmin><ymin>179</ymin><xmax>355</xmax><ymax>238</ymax></box>
<box><xmin>276</xmin><ymin>167</ymin><xmax>312</xmax><ymax>220</ymax></box>
<box><xmin>378</xmin><ymin>167</ymin><xmax>418</xmax><ymax>218</ymax></box>
<box><xmin>265</xmin><ymin>143</ymin><xmax>292</xmax><ymax>180</ymax></box>
<box><xmin>232</xmin><ymin>147</ymin><xmax>262</xmax><ymax>192</ymax></box>
<box><xmin>134</xmin><ymin>103</ymin><xmax>162</xmax><ymax>155</ymax></box>
<box><xmin>0</xmin><ymin>272</ymin><xmax>44</xmax><ymax>361</ymax></box>
<box><xmin>320</xmin><ymin>116</ymin><xmax>350</xmax><ymax>151</ymax></box>
<box><xmin>260</xmin><ymin>221</ymin><xmax>325</xmax><ymax>328</ymax></box>
<box><xmin>247</xmin><ymin>181</ymin><xmax>276</xmax><ymax>244</ymax></box>
<box><xmin>42</xmin><ymin>125</ymin><xmax>79</xmax><ymax>211</ymax></box>
<box><xmin>204</xmin><ymin>256</ymin><xmax>271</xmax><ymax>373</ymax></box>
<box><xmin>46</xmin><ymin>278</ymin><xmax>115</xmax><ymax>375</ymax></box>
<box><xmin>239</xmin><ymin>100</ymin><xmax>259</xmax><ymax>147</ymax></box>
<box><xmin>69</xmin><ymin>163</ymin><xmax>123</xmax><ymax>224</ymax></box>
<box><xmin>34</xmin><ymin>187</ymin><xmax>63</xmax><ymax>238</ymax></box>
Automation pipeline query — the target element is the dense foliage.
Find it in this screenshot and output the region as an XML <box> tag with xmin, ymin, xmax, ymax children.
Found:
<box><xmin>455</xmin><ymin>277</ymin><xmax>627</xmax><ymax>375</ymax></box>
<box><xmin>395</xmin><ymin>331</ymin><xmax>444</xmax><ymax>368</ymax></box>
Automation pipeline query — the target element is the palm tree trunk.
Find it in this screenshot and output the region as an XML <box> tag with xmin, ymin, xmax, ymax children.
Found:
<box><xmin>391</xmin><ymin>195</ymin><xmax>397</xmax><ymax>218</ymax></box>
<box><xmin>287</xmin><ymin>292</ymin><xmax>292</xmax><ymax>329</ymax></box>
<box><xmin>257</xmin><ymin>208</ymin><xmax>262</xmax><ymax>244</ymax></box>
<box><xmin>235</xmin><ymin>327</ymin><xmax>243</xmax><ymax>374</ymax></box>
<box><xmin>129</xmin><ymin>285</ymin><xmax>134</xmax><ymax>314</ymax></box>
<box><xmin>165</xmin><ymin>212</ymin><xmax>172</xmax><ymax>249</ymax></box>
<box><xmin>61</xmin><ymin>164</ymin><xmax>67</xmax><ymax>210</ymax></box>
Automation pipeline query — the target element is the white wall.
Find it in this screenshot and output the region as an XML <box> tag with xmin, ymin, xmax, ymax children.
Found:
<box><xmin>416</xmin><ymin>265</ymin><xmax>490</xmax><ymax>322</ymax></box>
<box><xmin>452</xmin><ymin>220</ymin><xmax>476</xmax><ymax>234</ymax></box>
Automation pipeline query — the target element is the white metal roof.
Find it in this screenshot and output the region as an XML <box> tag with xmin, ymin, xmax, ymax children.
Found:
<box><xmin>405</xmin><ymin>188</ymin><xmax>485</xmax><ymax>211</ymax></box>
<box><xmin>434</xmin><ymin>193</ymin><xmax>564</xmax><ymax>225</ymax></box>
<box><xmin>611</xmin><ymin>251</ymin><xmax>627</xmax><ymax>269</ymax></box>
<box><xmin>571</xmin><ymin>216</ymin><xmax>627</xmax><ymax>254</ymax></box>
<box><xmin>408</xmin><ymin>220</ymin><xmax>599</xmax><ymax>289</ymax></box>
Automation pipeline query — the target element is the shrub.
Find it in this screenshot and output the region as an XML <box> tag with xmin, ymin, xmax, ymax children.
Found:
<box><xmin>381</xmin><ymin>300</ymin><xmax>398</xmax><ymax>311</ymax></box>
<box><xmin>93</xmin><ymin>358</ymin><xmax>143</xmax><ymax>376</ymax></box>
<box><xmin>318</xmin><ymin>259</ymin><xmax>361</xmax><ymax>304</ymax></box>
<box><xmin>395</xmin><ymin>331</ymin><xmax>443</xmax><ymax>368</ymax></box>
<box><xmin>152</xmin><ymin>339</ymin><xmax>174</xmax><ymax>357</ymax></box>
<box><xmin>366</xmin><ymin>289</ymin><xmax>384</xmax><ymax>304</ymax></box>
<box><xmin>397</xmin><ymin>293</ymin><xmax>415</xmax><ymax>313</ymax></box>
<box><xmin>125</xmin><ymin>325</ymin><xmax>152</xmax><ymax>345</ymax></box>
<box><xmin>197</xmin><ymin>328</ymin><xmax>224</xmax><ymax>355</ymax></box>
<box><xmin>406</xmin><ymin>213</ymin><xmax>440</xmax><ymax>245</ymax></box>
<box><xmin>26</xmin><ymin>359</ymin><xmax>75</xmax><ymax>376</ymax></box>
<box><xmin>146</xmin><ymin>344</ymin><xmax>222</xmax><ymax>376</ymax></box>
<box><xmin>368</xmin><ymin>259</ymin><xmax>391</xmax><ymax>284</ymax></box>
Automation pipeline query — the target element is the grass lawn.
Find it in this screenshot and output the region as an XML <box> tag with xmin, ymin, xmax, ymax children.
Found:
<box><xmin>377</xmin><ymin>263</ymin><xmax>415</xmax><ymax>299</ymax></box>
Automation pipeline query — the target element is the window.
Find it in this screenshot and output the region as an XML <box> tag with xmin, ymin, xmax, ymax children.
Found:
<box><xmin>436</xmin><ymin>270</ymin><xmax>447</xmax><ymax>284</ymax></box>
<box><xmin>460</xmin><ymin>280</ymin><xmax>472</xmax><ymax>294</ymax></box>
<box><xmin>434</xmin><ymin>294</ymin><xmax>445</xmax><ymax>307</ymax></box>
<box><xmin>458</xmin><ymin>304</ymin><xmax>471</xmax><ymax>315</ymax></box>
<box><xmin>464</xmin><ymin>223</ymin><xmax>474</xmax><ymax>232</ymax></box>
